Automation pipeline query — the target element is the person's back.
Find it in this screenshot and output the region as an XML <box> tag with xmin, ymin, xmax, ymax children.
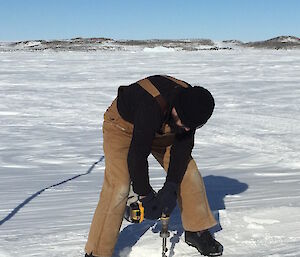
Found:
<box><xmin>117</xmin><ymin>75</ymin><xmax>190</xmax><ymax>124</ymax></box>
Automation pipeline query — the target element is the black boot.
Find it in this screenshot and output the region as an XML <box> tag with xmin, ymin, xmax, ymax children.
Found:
<box><xmin>185</xmin><ymin>230</ymin><xmax>223</xmax><ymax>256</ymax></box>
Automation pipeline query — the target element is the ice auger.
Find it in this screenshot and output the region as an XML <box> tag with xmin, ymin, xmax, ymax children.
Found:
<box><xmin>160</xmin><ymin>213</ymin><xmax>170</xmax><ymax>257</ymax></box>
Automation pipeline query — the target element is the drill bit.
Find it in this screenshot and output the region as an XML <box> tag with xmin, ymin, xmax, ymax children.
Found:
<box><xmin>160</xmin><ymin>213</ymin><xmax>170</xmax><ymax>257</ymax></box>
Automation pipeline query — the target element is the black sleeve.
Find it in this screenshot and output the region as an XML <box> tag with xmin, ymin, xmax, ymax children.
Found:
<box><xmin>128</xmin><ymin>101</ymin><xmax>162</xmax><ymax>195</ymax></box>
<box><xmin>166</xmin><ymin>130</ymin><xmax>195</xmax><ymax>184</ymax></box>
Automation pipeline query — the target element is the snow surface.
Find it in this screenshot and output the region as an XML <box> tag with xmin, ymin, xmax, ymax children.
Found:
<box><xmin>143</xmin><ymin>46</ymin><xmax>176</xmax><ymax>52</ymax></box>
<box><xmin>0</xmin><ymin>49</ymin><xmax>300</xmax><ymax>257</ymax></box>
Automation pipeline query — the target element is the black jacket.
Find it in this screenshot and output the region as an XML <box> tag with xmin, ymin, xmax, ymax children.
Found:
<box><xmin>117</xmin><ymin>75</ymin><xmax>195</xmax><ymax>195</ymax></box>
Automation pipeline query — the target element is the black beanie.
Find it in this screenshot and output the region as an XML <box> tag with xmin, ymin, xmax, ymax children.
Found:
<box><xmin>173</xmin><ymin>86</ymin><xmax>215</xmax><ymax>129</ymax></box>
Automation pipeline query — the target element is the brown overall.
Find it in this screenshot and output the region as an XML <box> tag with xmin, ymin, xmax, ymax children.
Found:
<box><xmin>85</xmin><ymin>78</ymin><xmax>217</xmax><ymax>257</ymax></box>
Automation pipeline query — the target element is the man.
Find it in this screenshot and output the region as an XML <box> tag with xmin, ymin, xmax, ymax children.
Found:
<box><xmin>85</xmin><ymin>75</ymin><xmax>223</xmax><ymax>257</ymax></box>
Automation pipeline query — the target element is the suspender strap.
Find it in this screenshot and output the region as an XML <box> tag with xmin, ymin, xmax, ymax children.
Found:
<box><xmin>137</xmin><ymin>78</ymin><xmax>160</xmax><ymax>97</ymax></box>
<box><xmin>137</xmin><ymin>78</ymin><xmax>168</xmax><ymax>114</ymax></box>
<box><xmin>137</xmin><ymin>76</ymin><xmax>189</xmax><ymax>114</ymax></box>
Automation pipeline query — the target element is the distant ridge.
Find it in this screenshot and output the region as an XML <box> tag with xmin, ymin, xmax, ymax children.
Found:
<box><xmin>245</xmin><ymin>36</ymin><xmax>300</xmax><ymax>49</ymax></box>
<box><xmin>0</xmin><ymin>36</ymin><xmax>299</xmax><ymax>52</ymax></box>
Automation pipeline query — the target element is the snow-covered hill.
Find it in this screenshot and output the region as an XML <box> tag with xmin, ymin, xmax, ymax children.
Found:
<box><xmin>0</xmin><ymin>48</ymin><xmax>300</xmax><ymax>256</ymax></box>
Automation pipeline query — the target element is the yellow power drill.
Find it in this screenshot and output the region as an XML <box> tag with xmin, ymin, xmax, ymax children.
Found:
<box><xmin>124</xmin><ymin>201</ymin><xmax>145</xmax><ymax>223</ymax></box>
<box><xmin>124</xmin><ymin>186</ymin><xmax>145</xmax><ymax>223</ymax></box>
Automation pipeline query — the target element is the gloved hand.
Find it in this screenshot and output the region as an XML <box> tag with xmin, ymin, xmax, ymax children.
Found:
<box><xmin>157</xmin><ymin>181</ymin><xmax>179</xmax><ymax>216</ymax></box>
<box><xmin>140</xmin><ymin>190</ymin><xmax>162</xmax><ymax>220</ymax></box>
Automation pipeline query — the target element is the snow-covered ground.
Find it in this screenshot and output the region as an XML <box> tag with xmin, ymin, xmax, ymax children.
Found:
<box><xmin>0</xmin><ymin>49</ymin><xmax>300</xmax><ymax>257</ymax></box>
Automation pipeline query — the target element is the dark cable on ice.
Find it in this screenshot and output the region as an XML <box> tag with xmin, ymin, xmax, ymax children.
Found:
<box><xmin>0</xmin><ymin>155</ymin><xmax>104</xmax><ymax>226</ymax></box>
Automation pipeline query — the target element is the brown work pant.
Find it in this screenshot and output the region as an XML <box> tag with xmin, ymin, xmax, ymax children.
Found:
<box><xmin>85</xmin><ymin>100</ymin><xmax>216</xmax><ymax>257</ymax></box>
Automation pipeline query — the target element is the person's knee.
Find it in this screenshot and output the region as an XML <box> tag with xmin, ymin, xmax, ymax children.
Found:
<box><xmin>119</xmin><ymin>184</ymin><xmax>130</xmax><ymax>197</ymax></box>
<box><xmin>112</xmin><ymin>183</ymin><xmax>130</xmax><ymax>203</ymax></box>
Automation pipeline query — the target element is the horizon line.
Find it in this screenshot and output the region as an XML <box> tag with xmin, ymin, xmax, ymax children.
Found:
<box><xmin>1</xmin><ymin>34</ymin><xmax>299</xmax><ymax>44</ymax></box>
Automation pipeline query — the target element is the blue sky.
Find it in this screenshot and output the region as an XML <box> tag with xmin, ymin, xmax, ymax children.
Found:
<box><xmin>0</xmin><ymin>0</ymin><xmax>299</xmax><ymax>42</ymax></box>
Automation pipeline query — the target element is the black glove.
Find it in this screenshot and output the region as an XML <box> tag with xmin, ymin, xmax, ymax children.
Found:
<box><xmin>157</xmin><ymin>181</ymin><xmax>179</xmax><ymax>216</ymax></box>
<box><xmin>140</xmin><ymin>190</ymin><xmax>162</xmax><ymax>220</ymax></box>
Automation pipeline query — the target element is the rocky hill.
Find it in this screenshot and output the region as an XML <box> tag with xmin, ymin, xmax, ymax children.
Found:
<box><xmin>0</xmin><ymin>36</ymin><xmax>299</xmax><ymax>52</ymax></box>
<box><xmin>0</xmin><ymin>37</ymin><xmax>227</xmax><ymax>52</ymax></box>
<box><xmin>245</xmin><ymin>36</ymin><xmax>300</xmax><ymax>49</ymax></box>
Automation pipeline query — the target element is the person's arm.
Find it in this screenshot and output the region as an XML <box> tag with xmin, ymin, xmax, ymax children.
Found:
<box><xmin>166</xmin><ymin>130</ymin><xmax>195</xmax><ymax>184</ymax></box>
<box><xmin>127</xmin><ymin>101</ymin><xmax>162</xmax><ymax>195</ymax></box>
<box><xmin>155</xmin><ymin>131</ymin><xmax>195</xmax><ymax>216</ymax></box>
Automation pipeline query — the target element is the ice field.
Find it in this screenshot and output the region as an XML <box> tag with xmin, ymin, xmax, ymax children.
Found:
<box><xmin>0</xmin><ymin>48</ymin><xmax>300</xmax><ymax>256</ymax></box>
